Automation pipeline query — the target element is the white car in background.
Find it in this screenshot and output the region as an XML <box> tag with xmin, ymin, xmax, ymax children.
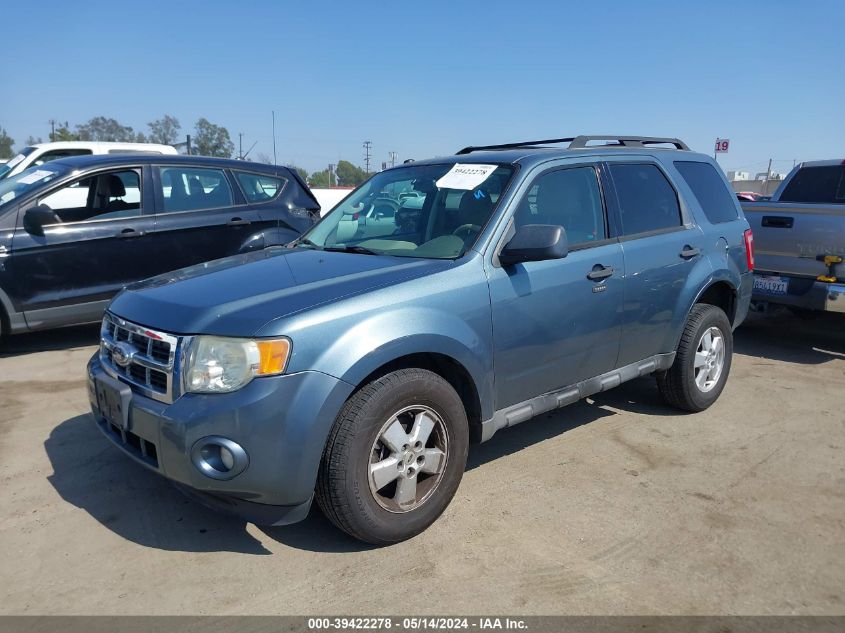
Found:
<box><xmin>0</xmin><ymin>141</ymin><xmax>177</xmax><ymax>181</ymax></box>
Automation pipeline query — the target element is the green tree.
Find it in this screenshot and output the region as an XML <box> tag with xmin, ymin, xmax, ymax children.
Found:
<box><xmin>193</xmin><ymin>118</ymin><xmax>234</xmax><ymax>158</ymax></box>
<box><xmin>50</xmin><ymin>123</ymin><xmax>77</xmax><ymax>142</ymax></box>
<box><xmin>76</xmin><ymin>116</ymin><xmax>136</xmax><ymax>142</ymax></box>
<box><xmin>147</xmin><ymin>115</ymin><xmax>181</xmax><ymax>145</ymax></box>
<box><xmin>26</xmin><ymin>135</ymin><xmax>43</xmax><ymax>146</ymax></box>
<box><xmin>308</xmin><ymin>169</ymin><xmax>335</xmax><ymax>188</ymax></box>
<box><xmin>0</xmin><ymin>127</ymin><xmax>14</xmax><ymax>158</ymax></box>
<box><xmin>286</xmin><ymin>164</ymin><xmax>308</xmax><ymax>182</ymax></box>
<box><xmin>335</xmin><ymin>159</ymin><xmax>367</xmax><ymax>186</ymax></box>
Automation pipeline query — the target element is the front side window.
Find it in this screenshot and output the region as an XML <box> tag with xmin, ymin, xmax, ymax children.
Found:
<box><xmin>609</xmin><ymin>163</ymin><xmax>682</xmax><ymax>236</ymax></box>
<box><xmin>780</xmin><ymin>166</ymin><xmax>845</xmax><ymax>204</ymax></box>
<box><xmin>299</xmin><ymin>163</ymin><xmax>515</xmax><ymax>259</ymax></box>
<box><xmin>158</xmin><ymin>167</ymin><xmax>234</xmax><ymax>212</ymax></box>
<box><xmin>513</xmin><ymin>166</ymin><xmax>606</xmax><ymax>246</ymax></box>
<box><xmin>235</xmin><ymin>171</ymin><xmax>286</xmax><ymax>203</ymax></box>
<box><xmin>38</xmin><ymin>169</ymin><xmax>142</xmax><ymax>223</ymax></box>
<box><xmin>674</xmin><ymin>161</ymin><xmax>739</xmax><ymax>224</ymax></box>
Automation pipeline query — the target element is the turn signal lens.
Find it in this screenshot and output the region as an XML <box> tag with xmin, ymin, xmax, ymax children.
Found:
<box><xmin>256</xmin><ymin>339</ymin><xmax>291</xmax><ymax>375</ymax></box>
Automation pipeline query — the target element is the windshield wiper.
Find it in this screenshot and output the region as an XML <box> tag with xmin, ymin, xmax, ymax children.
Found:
<box><xmin>323</xmin><ymin>244</ymin><xmax>381</xmax><ymax>255</ymax></box>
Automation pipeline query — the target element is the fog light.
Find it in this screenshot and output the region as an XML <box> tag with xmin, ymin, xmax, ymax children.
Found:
<box><xmin>219</xmin><ymin>446</ymin><xmax>235</xmax><ymax>471</ymax></box>
<box><xmin>190</xmin><ymin>437</ymin><xmax>248</xmax><ymax>480</ymax></box>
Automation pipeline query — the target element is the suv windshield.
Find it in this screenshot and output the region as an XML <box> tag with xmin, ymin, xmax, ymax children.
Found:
<box><xmin>0</xmin><ymin>163</ymin><xmax>68</xmax><ymax>210</ymax></box>
<box><xmin>299</xmin><ymin>163</ymin><xmax>515</xmax><ymax>259</ymax></box>
<box><xmin>0</xmin><ymin>147</ymin><xmax>37</xmax><ymax>180</ymax></box>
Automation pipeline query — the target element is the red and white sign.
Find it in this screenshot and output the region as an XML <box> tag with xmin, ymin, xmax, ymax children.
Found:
<box><xmin>714</xmin><ymin>138</ymin><xmax>730</xmax><ymax>153</ymax></box>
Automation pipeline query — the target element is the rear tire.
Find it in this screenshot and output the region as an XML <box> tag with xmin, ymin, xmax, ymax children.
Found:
<box><xmin>316</xmin><ymin>368</ymin><xmax>469</xmax><ymax>545</ymax></box>
<box><xmin>657</xmin><ymin>304</ymin><xmax>733</xmax><ymax>412</ymax></box>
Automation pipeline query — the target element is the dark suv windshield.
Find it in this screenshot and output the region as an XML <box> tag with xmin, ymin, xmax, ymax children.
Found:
<box><xmin>300</xmin><ymin>163</ymin><xmax>515</xmax><ymax>259</ymax></box>
<box><xmin>0</xmin><ymin>163</ymin><xmax>68</xmax><ymax>210</ymax></box>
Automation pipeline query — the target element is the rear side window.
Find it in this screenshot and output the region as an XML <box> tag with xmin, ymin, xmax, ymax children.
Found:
<box><xmin>780</xmin><ymin>166</ymin><xmax>845</xmax><ymax>204</ymax></box>
<box><xmin>674</xmin><ymin>161</ymin><xmax>739</xmax><ymax>224</ymax></box>
<box><xmin>158</xmin><ymin>167</ymin><xmax>233</xmax><ymax>212</ymax></box>
<box><xmin>235</xmin><ymin>171</ymin><xmax>286</xmax><ymax>203</ymax></box>
<box><xmin>609</xmin><ymin>164</ymin><xmax>682</xmax><ymax>235</ymax></box>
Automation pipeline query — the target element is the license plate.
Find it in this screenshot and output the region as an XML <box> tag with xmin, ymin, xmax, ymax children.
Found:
<box><xmin>95</xmin><ymin>374</ymin><xmax>133</xmax><ymax>431</ymax></box>
<box><xmin>753</xmin><ymin>275</ymin><xmax>789</xmax><ymax>296</ymax></box>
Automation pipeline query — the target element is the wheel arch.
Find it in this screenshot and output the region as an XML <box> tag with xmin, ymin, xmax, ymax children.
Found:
<box><xmin>694</xmin><ymin>279</ymin><xmax>738</xmax><ymax>325</ymax></box>
<box><xmin>354</xmin><ymin>351</ymin><xmax>485</xmax><ymax>444</ymax></box>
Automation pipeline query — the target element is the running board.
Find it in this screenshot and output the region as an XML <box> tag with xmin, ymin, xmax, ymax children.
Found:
<box><xmin>480</xmin><ymin>352</ymin><xmax>676</xmax><ymax>442</ymax></box>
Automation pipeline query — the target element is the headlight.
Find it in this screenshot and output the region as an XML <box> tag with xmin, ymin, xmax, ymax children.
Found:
<box><xmin>185</xmin><ymin>336</ymin><xmax>291</xmax><ymax>394</ymax></box>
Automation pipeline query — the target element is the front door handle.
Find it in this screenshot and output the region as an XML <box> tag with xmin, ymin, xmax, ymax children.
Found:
<box><xmin>587</xmin><ymin>265</ymin><xmax>614</xmax><ymax>281</ymax></box>
<box><xmin>680</xmin><ymin>245</ymin><xmax>700</xmax><ymax>259</ymax></box>
<box><xmin>116</xmin><ymin>228</ymin><xmax>145</xmax><ymax>238</ymax></box>
<box><xmin>227</xmin><ymin>217</ymin><xmax>251</xmax><ymax>226</ymax></box>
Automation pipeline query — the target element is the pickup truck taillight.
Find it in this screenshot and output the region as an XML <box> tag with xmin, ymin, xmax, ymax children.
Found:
<box><xmin>743</xmin><ymin>229</ymin><xmax>754</xmax><ymax>271</ymax></box>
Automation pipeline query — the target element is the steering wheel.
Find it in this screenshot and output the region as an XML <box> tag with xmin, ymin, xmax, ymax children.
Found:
<box><xmin>452</xmin><ymin>224</ymin><xmax>481</xmax><ymax>239</ymax></box>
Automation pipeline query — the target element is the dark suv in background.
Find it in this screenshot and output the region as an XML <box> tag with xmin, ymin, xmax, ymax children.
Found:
<box><xmin>0</xmin><ymin>155</ymin><xmax>319</xmax><ymax>337</ymax></box>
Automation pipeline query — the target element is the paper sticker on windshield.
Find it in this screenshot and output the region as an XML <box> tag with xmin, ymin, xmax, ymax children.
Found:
<box><xmin>16</xmin><ymin>169</ymin><xmax>54</xmax><ymax>185</ymax></box>
<box><xmin>436</xmin><ymin>164</ymin><xmax>497</xmax><ymax>190</ymax></box>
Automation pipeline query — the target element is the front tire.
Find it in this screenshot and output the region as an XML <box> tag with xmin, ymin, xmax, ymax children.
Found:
<box><xmin>657</xmin><ymin>304</ymin><xmax>733</xmax><ymax>412</ymax></box>
<box><xmin>316</xmin><ymin>368</ymin><xmax>469</xmax><ymax>545</ymax></box>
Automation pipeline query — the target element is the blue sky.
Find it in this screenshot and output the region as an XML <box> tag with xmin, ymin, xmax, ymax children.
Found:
<box><xmin>3</xmin><ymin>0</ymin><xmax>843</xmax><ymax>175</ymax></box>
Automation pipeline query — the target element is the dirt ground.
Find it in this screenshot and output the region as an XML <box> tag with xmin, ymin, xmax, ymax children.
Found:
<box><xmin>0</xmin><ymin>310</ymin><xmax>842</xmax><ymax>615</ymax></box>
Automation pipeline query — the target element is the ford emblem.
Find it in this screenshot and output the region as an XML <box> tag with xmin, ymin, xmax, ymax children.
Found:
<box><xmin>112</xmin><ymin>342</ymin><xmax>136</xmax><ymax>367</ymax></box>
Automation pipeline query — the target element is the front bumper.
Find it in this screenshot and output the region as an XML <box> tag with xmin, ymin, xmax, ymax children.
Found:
<box><xmin>752</xmin><ymin>273</ymin><xmax>845</xmax><ymax>313</ymax></box>
<box><xmin>87</xmin><ymin>354</ymin><xmax>354</xmax><ymax>525</ymax></box>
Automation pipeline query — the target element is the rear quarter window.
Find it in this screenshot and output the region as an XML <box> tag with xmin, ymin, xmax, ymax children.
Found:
<box><xmin>674</xmin><ymin>161</ymin><xmax>739</xmax><ymax>224</ymax></box>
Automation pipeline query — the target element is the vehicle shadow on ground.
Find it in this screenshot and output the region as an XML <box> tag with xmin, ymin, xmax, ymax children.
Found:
<box><xmin>735</xmin><ymin>310</ymin><xmax>845</xmax><ymax>365</ymax></box>
<box><xmin>44</xmin><ymin>413</ymin><xmax>375</xmax><ymax>555</ymax></box>
<box><xmin>0</xmin><ymin>324</ymin><xmax>100</xmax><ymax>358</ymax></box>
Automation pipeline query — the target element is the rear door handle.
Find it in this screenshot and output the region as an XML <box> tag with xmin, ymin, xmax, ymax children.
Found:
<box><xmin>116</xmin><ymin>228</ymin><xmax>145</xmax><ymax>238</ymax></box>
<box><xmin>587</xmin><ymin>265</ymin><xmax>614</xmax><ymax>281</ymax></box>
<box><xmin>227</xmin><ymin>217</ymin><xmax>251</xmax><ymax>226</ymax></box>
<box><xmin>680</xmin><ymin>246</ymin><xmax>700</xmax><ymax>259</ymax></box>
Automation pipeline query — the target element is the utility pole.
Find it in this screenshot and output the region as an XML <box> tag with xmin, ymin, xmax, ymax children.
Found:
<box><xmin>328</xmin><ymin>163</ymin><xmax>336</xmax><ymax>187</ymax></box>
<box><xmin>363</xmin><ymin>141</ymin><xmax>372</xmax><ymax>174</ymax></box>
<box><xmin>186</xmin><ymin>134</ymin><xmax>192</xmax><ymax>156</ymax></box>
<box><xmin>389</xmin><ymin>151</ymin><xmax>397</xmax><ymax>168</ymax></box>
<box><xmin>763</xmin><ymin>157</ymin><xmax>773</xmax><ymax>196</ymax></box>
<box><xmin>238</xmin><ymin>133</ymin><xmax>243</xmax><ymax>160</ymax></box>
<box><xmin>49</xmin><ymin>119</ymin><xmax>56</xmax><ymax>141</ymax></box>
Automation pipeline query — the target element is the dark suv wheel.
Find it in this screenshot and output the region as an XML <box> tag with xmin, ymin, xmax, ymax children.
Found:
<box><xmin>657</xmin><ymin>303</ymin><xmax>733</xmax><ymax>412</ymax></box>
<box><xmin>316</xmin><ymin>368</ymin><xmax>469</xmax><ymax>544</ymax></box>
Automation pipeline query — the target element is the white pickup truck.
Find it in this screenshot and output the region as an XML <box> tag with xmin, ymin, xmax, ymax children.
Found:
<box><xmin>741</xmin><ymin>159</ymin><xmax>844</xmax><ymax>313</ymax></box>
<box><xmin>0</xmin><ymin>141</ymin><xmax>177</xmax><ymax>181</ymax></box>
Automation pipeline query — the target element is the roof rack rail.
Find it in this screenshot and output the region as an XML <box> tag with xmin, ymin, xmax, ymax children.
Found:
<box><xmin>456</xmin><ymin>135</ymin><xmax>689</xmax><ymax>155</ymax></box>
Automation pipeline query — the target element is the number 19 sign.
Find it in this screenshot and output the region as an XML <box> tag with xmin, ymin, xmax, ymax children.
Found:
<box><xmin>714</xmin><ymin>138</ymin><xmax>730</xmax><ymax>153</ymax></box>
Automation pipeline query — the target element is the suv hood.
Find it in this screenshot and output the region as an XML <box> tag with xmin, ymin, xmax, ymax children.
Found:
<box><xmin>109</xmin><ymin>247</ymin><xmax>454</xmax><ymax>335</ymax></box>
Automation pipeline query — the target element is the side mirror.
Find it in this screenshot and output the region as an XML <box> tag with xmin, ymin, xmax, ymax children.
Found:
<box><xmin>499</xmin><ymin>224</ymin><xmax>568</xmax><ymax>266</ymax></box>
<box><xmin>23</xmin><ymin>204</ymin><xmax>57</xmax><ymax>236</ymax></box>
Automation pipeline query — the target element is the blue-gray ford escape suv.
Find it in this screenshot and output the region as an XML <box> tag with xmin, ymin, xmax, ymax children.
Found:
<box><xmin>87</xmin><ymin>135</ymin><xmax>754</xmax><ymax>544</ymax></box>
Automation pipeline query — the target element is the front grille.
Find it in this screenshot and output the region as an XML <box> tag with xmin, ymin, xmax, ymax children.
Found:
<box><xmin>99</xmin><ymin>313</ymin><xmax>182</xmax><ymax>403</ymax></box>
